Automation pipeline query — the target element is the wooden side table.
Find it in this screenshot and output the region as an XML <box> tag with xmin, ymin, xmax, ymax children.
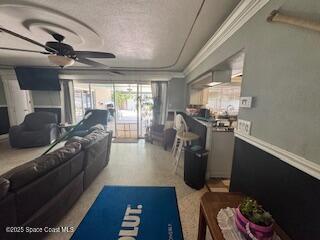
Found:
<box><xmin>198</xmin><ymin>192</ymin><xmax>291</xmax><ymax>240</ymax></box>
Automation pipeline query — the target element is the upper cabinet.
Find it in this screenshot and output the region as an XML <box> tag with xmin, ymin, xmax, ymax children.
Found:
<box><xmin>189</xmin><ymin>88</ymin><xmax>208</xmax><ymax>105</ymax></box>
<box><xmin>188</xmin><ymin>70</ymin><xmax>231</xmax><ymax>106</ymax></box>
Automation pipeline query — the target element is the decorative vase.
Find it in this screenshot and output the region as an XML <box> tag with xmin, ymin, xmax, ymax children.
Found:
<box><xmin>235</xmin><ymin>207</ymin><xmax>274</xmax><ymax>240</ymax></box>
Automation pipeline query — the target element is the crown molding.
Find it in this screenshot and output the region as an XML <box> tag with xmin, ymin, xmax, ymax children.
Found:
<box><xmin>59</xmin><ymin>70</ymin><xmax>184</xmax><ymax>82</ymax></box>
<box><xmin>234</xmin><ymin>130</ymin><xmax>320</xmax><ymax>180</ymax></box>
<box><xmin>183</xmin><ymin>0</ymin><xmax>271</xmax><ymax>76</ymax></box>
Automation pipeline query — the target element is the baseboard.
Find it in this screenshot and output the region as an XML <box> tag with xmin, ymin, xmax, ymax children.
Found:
<box><xmin>208</xmin><ymin>171</ymin><xmax>231</xmax><ymax>179</ymax></box>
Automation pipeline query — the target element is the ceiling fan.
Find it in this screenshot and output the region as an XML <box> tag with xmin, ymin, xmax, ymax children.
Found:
<box><xmin>0</xmin><ymin>27</ymin><xmax>122</xmax><ymax>75</ymax></box>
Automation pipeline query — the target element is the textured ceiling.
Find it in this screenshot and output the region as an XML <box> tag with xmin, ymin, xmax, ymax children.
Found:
<box><xmin>0</xmin><ymin>0</ymin><xmax>240</xmax><ymax>71</ymax></box>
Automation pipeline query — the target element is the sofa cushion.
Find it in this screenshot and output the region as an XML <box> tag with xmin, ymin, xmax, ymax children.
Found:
<box><xmin>36</xmin><ymin>142</ymin><xmax>82</xmax><ymax>171</ymax></box>
<box><xmin>3</xmin><ymin>142</ymin><xmax>81</xmax><ymax>190</ymax></box>
<box><xmin>66</xmin><ymin>128</ymin><xmax>107</xmax><ymax>149</ymax></box>
<box><xmin>88</xmin><ymin>124</ymin><xmax>105</xmax><ymax>133</ymax></box>
<box><xmin>65</xmin><ymin>136</ymin><xmax>91</xmax><ymax>148</ymax></box>
<box><xmin>0</xmin><ymin>177</ymin><xmax>9</xmax><ymax>200</ymax></box>
<box><xmin>15</xmin><ymin>151</ymin><xmax>84</xmax><ymax>225</ymax></box>
<box><xmin>20</xmin><ymin>172</ymin><xmax>84</xmax><ymax>240</ymax></box>
<box><xmin>83</xmin><ymin>130</ymin><xmax>107</xmax><ymax>146</ymax></box>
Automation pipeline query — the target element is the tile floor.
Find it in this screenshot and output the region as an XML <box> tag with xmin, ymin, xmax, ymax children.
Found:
<box><xmin>0</xmin><ymin>140</ymin><xmax>212</xmax><ymax>240</ymax></box>
<box><xmin>206</xmin><ymin>178</ymin><xmax>230</xmax><ymax>193</ymax></box>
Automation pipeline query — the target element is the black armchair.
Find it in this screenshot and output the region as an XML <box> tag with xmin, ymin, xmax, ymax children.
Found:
<box><xmin>149</xmin><ymin>124</ymin><xmax>176</xmax><ymax>150</ymax></box>
<box><xmin>9</xmin><ymin>112</ymin><xmax>59</xmax><ymax>148</ymax></box>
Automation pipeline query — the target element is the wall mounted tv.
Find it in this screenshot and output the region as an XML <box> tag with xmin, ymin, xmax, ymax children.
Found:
<box><xmin>15</xmin><ymin>67</ymin><xmax>61</xmax><ymax>91</ymax></box>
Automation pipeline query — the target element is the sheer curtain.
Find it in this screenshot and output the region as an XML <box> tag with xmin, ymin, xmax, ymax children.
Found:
<box><xmin>151</xmin><ymin>81</ymin><xmax>168</xmax><ymax>125</ymax></box>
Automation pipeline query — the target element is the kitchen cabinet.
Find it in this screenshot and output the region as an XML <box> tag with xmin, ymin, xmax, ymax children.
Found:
<box><xmin>189</xmin><ymin>88</ymin><xmax>208</xmax><ymax>105</ymax></box>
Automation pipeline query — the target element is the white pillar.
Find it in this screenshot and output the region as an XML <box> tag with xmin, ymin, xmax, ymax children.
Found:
<box><xmin>0</xmin><ymin>68</ymin><xmax>34</xmax><ymax>126</ymax></box>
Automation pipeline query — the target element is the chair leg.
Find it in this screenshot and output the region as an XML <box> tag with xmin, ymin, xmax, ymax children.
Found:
<box><xmin>171</xmin><ymin>136</ymin><xmax>177</xmax><ymax>154</ymax></box>
<box><xmin>174</xmin><ymin>140</ymin><xmax>184</xmax><ymax>173</ymax></box>
<box><xmin>172</xmin><ymin>137</ymin><xmax>180</xmax><ymax>158</ymax></box>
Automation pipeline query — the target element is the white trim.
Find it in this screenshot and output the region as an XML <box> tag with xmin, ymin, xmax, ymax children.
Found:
<box><xmin>0</xmin><ymin>104</ymin><xmax>7</xmax><ymax>107</ymax></box>
<box><xmin>234</xmin><ymin>130</ymin><xmax>320</xmax><ymax>180</ymax></box>
<box><xmin>59</xmin><ymin>71</ymin><xmax>185</xmax><ymax>82</ymax></box>
<box><xmin>184</xmin><ymin>0</ymin><xmax>271</xmax><ymax>76</ymax></box>
<box><xmin>0</xmin><ymin>134</ymin><xmax>8</xmax><ymax>141</ymax></box>
<box><xmin>33</xmin><ymin>105</ymin><xmax>62</xmax><ymax>108</ymax></box>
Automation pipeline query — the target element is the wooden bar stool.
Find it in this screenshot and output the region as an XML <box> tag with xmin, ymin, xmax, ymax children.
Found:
<box><xmin>174</xmin><ymin>131</ymin><xmax>199</xmax><ymax>173</ymax></box>
<box><xmin>171</xmin><ymin>114</ymin><xmax>187</xmax><ymax>158</ymax></box>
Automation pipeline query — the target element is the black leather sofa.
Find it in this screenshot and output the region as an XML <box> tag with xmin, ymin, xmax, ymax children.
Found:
<box><xmin>0</xmin><ymin>125</ymin><xmax>112</xmax><ymax>240</ymax></box>
<box><xmin>9</xmin><ymin>112</ymin><xmax>59</xmax><ymax>148</ymax></box>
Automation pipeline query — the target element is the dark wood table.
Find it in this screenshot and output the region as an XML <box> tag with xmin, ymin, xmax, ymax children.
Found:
<box><xmin>197</xmin><ymin>192</ymin><xmax>291</xmax><ymax>240</ymax></box>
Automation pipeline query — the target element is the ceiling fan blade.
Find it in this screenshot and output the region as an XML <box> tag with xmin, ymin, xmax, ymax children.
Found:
<box><xmin>73</xmin><ymin>51</ymin><xmax>115</xmax><ymax>59</ymax></box>
<box><xmin>75</xmin><ymin>58</ymin><xmax>123</xmax><ymax>75</ymax></box>
<box><xmin>0</xmin><ymin>47</ymin><xmax>49</xmax><ymax>54</ymax></box>
<box><xmin>0</xmin><ymin>27</ymin><xmax>58</xmax><ymax>53</ymax></box>
<box><xmin>75</xmin><ymin>57</ymin><xmax>110</xmax><ymax>68</ymax></box>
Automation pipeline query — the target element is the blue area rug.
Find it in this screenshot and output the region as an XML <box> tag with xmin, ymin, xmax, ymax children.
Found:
<box><xmin>71</xmin><ymin>186</ymin><xmax>184</xmax><ymax>240</ymax></box>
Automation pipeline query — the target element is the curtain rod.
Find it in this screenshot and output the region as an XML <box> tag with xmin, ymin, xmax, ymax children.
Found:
<box><xmin>267</xmin><ymin>10</ymin><xmax>320</xmax><ymax>33</ymax></box>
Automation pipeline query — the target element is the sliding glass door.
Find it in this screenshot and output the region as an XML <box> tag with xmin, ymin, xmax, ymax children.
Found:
<box><xmin>74</xmin><ymin>83</ymin><xmax>92</xmax><ymax>122</ymax></box>
<box><xmin>114</xmin><ymin>84</ymin><xmax>138</xmax><ymax>138</ymax></box>
<box><xmin>138</xmin><ymin>84</ymin><xmax>153</xmax><ymax>138</ymax></box>
<box><xmin>73</xmin><ymin>82</ymin><xmax>153</xmax><ymax>139</ymax></box>
<box><xmin>90</xmin><ymin>84</ymin><xmax>116</xmax><ymax>133</ymax></box>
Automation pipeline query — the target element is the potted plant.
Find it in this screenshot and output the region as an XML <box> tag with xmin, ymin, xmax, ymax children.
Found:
<box><xmin>235</xmin><ymin>198</ymin><xmax>274</xmax><ymax>240</ymax></box>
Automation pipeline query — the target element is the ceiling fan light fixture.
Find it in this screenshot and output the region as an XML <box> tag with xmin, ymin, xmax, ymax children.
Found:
<box><xmin>48</xmin><ymin>55</ymin><xmax>75</xmax><ymax>67</ymax></box>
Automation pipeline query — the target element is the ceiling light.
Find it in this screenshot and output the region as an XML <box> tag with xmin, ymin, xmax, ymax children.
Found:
<box><xmin>48</xmin><ymin>55</ymin><xmax>75</xmax><ymax>68</ymax></box>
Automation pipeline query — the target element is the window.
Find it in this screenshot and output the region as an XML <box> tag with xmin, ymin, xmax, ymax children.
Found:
<box><xmin>207</xmin><ymin>83</ymin><xmax>241</xmax><ymax>115</ymax></box>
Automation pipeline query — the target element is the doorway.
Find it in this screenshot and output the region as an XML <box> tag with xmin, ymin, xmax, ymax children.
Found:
<box><xmin>73</xmin><ymin>82</ymin><xmax>153</xmax><ymax>139</ymax></box>
<box><xmin>2</xmin><ymin>79</ymin><xmax>33</xmax><ymax>126</ymax></box>
<box><xmin>114</xmin><ymin>84</ymin><xmax>137</xmax><ymax>139</ymax></box>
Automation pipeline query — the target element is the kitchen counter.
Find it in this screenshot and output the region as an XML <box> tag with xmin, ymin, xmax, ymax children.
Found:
<box><xmin>212</xmin><ymin>127</ymin><xmax>234</xmax><ymax>132</ymax></box>
<box><xmin>193</xmin><ymin>117</ymin><xmax>234</xmax><ymax>131</ymax></box>
<box><xmin>192</xmin><ymin>116</ymin><xmax>235</xmax><ymax>178</ymax></box>
<box><xmin>193</xmin><ymin>117</ymin><xmax>214</xmax><ymax>128</ymax></box>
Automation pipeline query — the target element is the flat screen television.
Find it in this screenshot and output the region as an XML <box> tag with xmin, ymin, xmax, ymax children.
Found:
<box><xmin>15</xmin><ymin>67</ymin><xmax>61</xmax><ymax>91</ymax></box>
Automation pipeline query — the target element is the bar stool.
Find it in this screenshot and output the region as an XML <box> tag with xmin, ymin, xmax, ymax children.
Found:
<box><xmin>173</xmin><ymin>131</ymin><xmax>199</xmax><ymax>173</ymax></box>
<box><xmin>171</xmin><ymin>114</ymin><xmax>200</xmax><ymax>172</ymax></box>
<box><xmin>171</xmin><ymin>114</ymin><xmax>187</xmax><ymax>157</ymax></box>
